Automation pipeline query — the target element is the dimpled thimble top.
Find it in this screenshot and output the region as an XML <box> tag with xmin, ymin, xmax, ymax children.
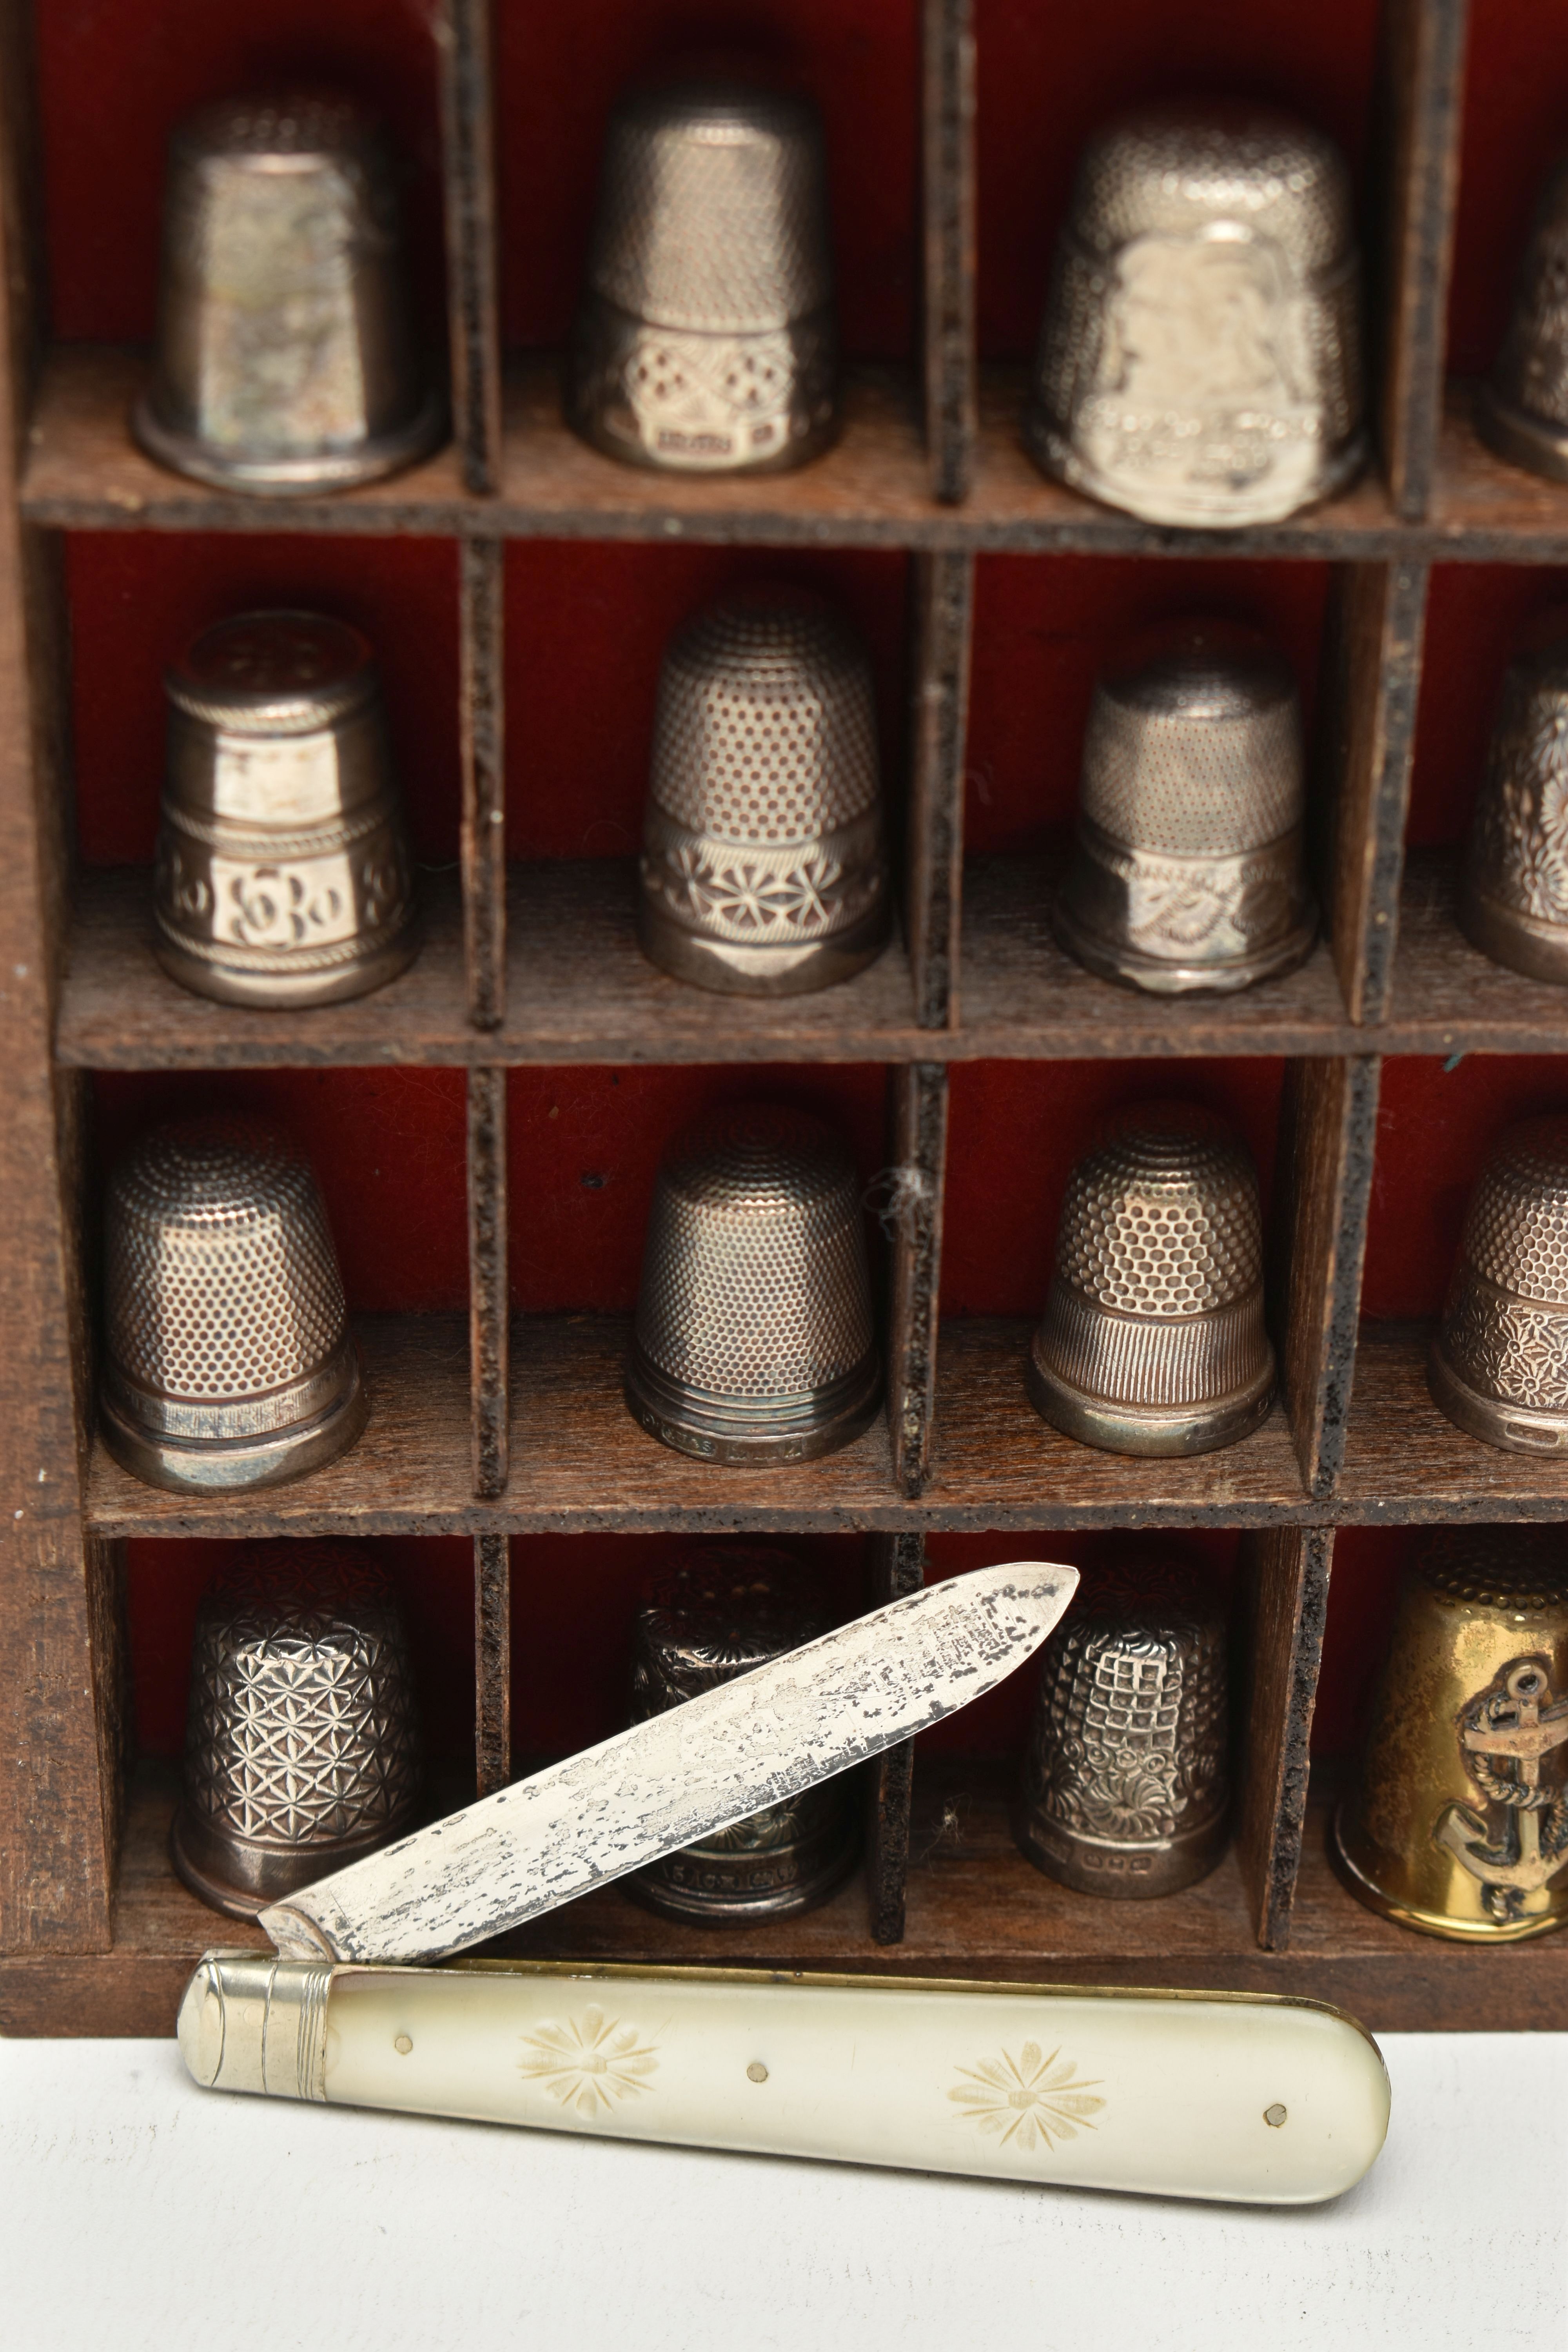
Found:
<box><xmin>633</xmin><ymin>1544</ymin><xmax>829</xmax><ymax>1709</ymax></box>
<box><xmin>1070</xmin><ymin>103</ymin><xmax>1352</xmax><ymax>270</ymax></box>
<box><xmin>166</xmin><ymin>611</ymin><xmax>377</xmax><ymax>736</ymax></box>
<box><xmin>1056</xmin><ymin>1107</ymin><xmax>1263</xmax><ymax>1320</ymax></box>
<box><xmin>1491</xmin><ymin>158</ymin><xmax>1568</xmax><ymax>432</ymax></box>
<box><xmin>1459</xmin><ymin>1118</ymin><xmax>1568</xmax><ymax>1306</ymax></box>
<box><xmin>1083</xmin><ymin>648</ymin><xmax>1303</xmax><ymax>855</ymax></box>
<box><xmin>1417</xmin><ymin>1526</ymin><xmax>1568</xmax><ymax>1617</ymax></box>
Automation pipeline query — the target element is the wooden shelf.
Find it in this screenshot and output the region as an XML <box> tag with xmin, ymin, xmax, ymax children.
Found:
<box><xmin>1338</xmin><ymin>1327</ymin><xmax>1568</xmax><ymax>1520</ymax></box>
<box><xmin>1388</xmin><ymin>849</ymin><xmax>1568</xmax><ymax>1053</ymax></box>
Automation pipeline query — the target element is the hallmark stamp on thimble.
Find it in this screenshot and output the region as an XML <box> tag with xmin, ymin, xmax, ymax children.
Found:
<box><xmin>1460</xmin><ymin>641</ymin><xmax>1568</xmax><ymax>985</ymax></box>
<box><xmin>1479</xmin><ymin>155</ymin><xmax>1568</xmax><ymax>485</ymax></box>
<box><xmin>1430</xmin><ymin>1117</ymin><xmax>1568</xmax><ymax>1454</ymax></box>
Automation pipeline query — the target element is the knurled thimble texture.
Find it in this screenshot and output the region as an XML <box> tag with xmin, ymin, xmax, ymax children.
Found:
<box><xmin>1056</xmin><ymin>1113</ymin><xmax>1264</xmax><ymax>1319</ymax></box>
<box><xmin>174</xmin><ymin>93</ymin><xmax>383</xmax><ymax>163</ymax></box>
<box><xmin>1070</xmin><ymin>106</ymin><xmax>1352</xmax><ymax>266</ymax></box>
<box><xmin>1431</xmin><ymin>1118</ymin><xmax>1568</xmax><ymax>1445</ymax></box>
<box><xmin>1418</xmin><ymin>1525</ymin><xmax>1568</xmax><ymax>1615</ymax></box>
<box><xmin>1462</xmin><ymin>644</ymin><xmax>1568</xmax><ymax>973</ymax></box>
<box><xmin>1461</xmin><ymin>1120</ymin><xmax>1568</xmax><ymax>1304</ymax></box>
<box><xmin>1083</xmin><ymin>651</ymin><xmax>1303</xmax><ymax>855</ymax></box>
<box><xmin>1486</xmin><ymin>159</ymin><xmax>1568</xmax><ymax>445</ymax></box>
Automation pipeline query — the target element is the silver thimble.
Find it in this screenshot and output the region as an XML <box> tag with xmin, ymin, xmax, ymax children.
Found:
<box><xmin>1025</xmin><ymin>103</ymin><xmax>1365</xmax><ymax>526</ymax></box>
<box><xmin>172</xmin><ymin>1541</ymin><xmax>421</xmax><ymax>1918</ymax></box>
<box><xmin>638</xmin><ymin>590</ymin><xmax>889</xmax><ymax>996</ymax></box>
<box><xmin>1054</xmin><ymin>643</ymin><xmax>1316</xmax><ymax>995</ymax></box>
<box><xmin>626</xmin><ymin>1103</ymin><xmax>880</xmax><ymax>1465</ymax></box>
<box><xmin>102</xmin><ymin>1114</ymin><xmax>367</xmax><ymax>1493</ymax></box>
<box><xmin>1014</xmin><ymin>1556</ymin><xmax>1229</xmax><ymax>1897</ymax></box>
<box><xmin>1460</xmin><ymin>641</ymin><xmax>1568</xmax><ymax>985</ymax></box>
<box><xmin>1430</xmin><ymin>1118</ymin><xmax>1568</xmax><ymax>1455</ymax></box>
<box><xmin>1026</xmin><ymin>1105</ymin><xmax>1275</xmax><ymax>1456</ymax></box>
<box><xmin>134</xmin><ymin>94</ymin><xmax>443</xmax><ymax>495</ymax></box>
<box><xmin>153</xmin><ymin>612</ymin><xmax>417</xmax><ymax>1008</ymax></box>
<box><xmin>567</xmin><ymin>82</ymin><xmax>838</xmax><ymax>474</ymax></box>
<box><xmin>626</xmin><ymin>1545</ymin><xmax>857</xmax><ymax>1922</ymax></box>
<box><xmin>1479</xmin><ymin>157</ymin><xmax>1568</xmax><ymax>483</ymax></box>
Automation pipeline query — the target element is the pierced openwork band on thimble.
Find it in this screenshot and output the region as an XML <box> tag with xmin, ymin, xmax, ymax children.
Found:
<box><xmin>1333</xmin><ymin>1528</ymin><xmax>1568</xmax><ymax>1943</ymax></box>
<box><xmin>134</xmin><ymin>94</ymin><xmax>443</xmax><ymax>495</ymax></box>
<box><xmin>1479</xmin><ymin>155</ymin><xmax>1568</xmax><ymax>485</ymax></box>
<box><xmin>101</xmin><ymin>1114</ymin><xmax>367</xmax><ymax>1493</ymax></box>
<box><xmin>1459</xmin><ymin>641</ymin><xmax>1568</xmax><ymax>985</ymax></box>
<box><xmin>172</xmin><ymin>1541</ymin><xmax>423</xmax><ymax>1918</ymax></box>
<box><xmin>626</xmin><ymin>1103</ymin><xmax>881</xmax><ymax>1465</ymax></box>
<box><xmin>568</xmin><ymin>82</ymin><xmax>838</xmax><ymax>474</ymax></box>
<box><xmin>1429</xmin><ymin>1117</ymin><xmax>1568</xmax><ymax>1455</ymax></box>
<box><xmin>638</xmin><ymin>589</ymin><xmax>889</xmax><ymax>996</ymax></box>
<box><xmin>1053</xmin><ymin>643</ymin><xmax>1316</xmax><ymax>995</ymax></box>
<box><xmin>1026</xmin><ymin>1105</ymin><xmax>1275</xmax><ymax>1457</ymax></box>
<box><xmin>154</xmin><ymin>611</ymin><xmax>417</xmax><ymax>1008</ymax></box>
<box><xmin>626</xmin><ymin>1544</ymin><xmax>857</xmax><ymax>1922</ymax></box>
<box><xmin>1025</xmin><ymin>103</ymin><xmax>1365</xmax><ymax>527</ymax></box>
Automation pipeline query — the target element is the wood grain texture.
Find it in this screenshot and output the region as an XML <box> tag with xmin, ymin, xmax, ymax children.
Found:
<box><xmin>906</xmin><ymin>552</ymin><xmax>972</xmax><ymax>1028</ymax></box>
<box><xmin>921</xmin><ymin>0</ymin><xmax>975</xmax><ymax>504</ymax></box>
<box><xmin>474</xmin><ymin>1532</ymin><xmax>510</xmax><ymax>1798</ymax></box>
<box><xmin>886</xmin><ymin>1067</ymin><xmax>948</xmax><ymax>1498</ymax></box>
<box><xmin>864</xmin><ymin>1534</ymin><xmax>926</xmax><ymax>1945</ymax></box>
<box><xmin>1321</xmin><ymin>561</ymin><xmax>1428</xmax><ymax>1023</ymax></box>
<box><xmin>1236</xmin><ymin>1527</ymin><xmax>1334</xmax><ymax>1954</ymax></box>
<box><xmin>1338</xmin><ymin>1327</ymin><xmax>1568</xmax><ymax>1519</ymax></box>
<box><xmin>467</xmin><ymin>1066</ymin><xmax>508</xmax><ymax>1496</ymax></box>
<box><xmin>1273</xmin><ymin>1057</ymin><xmax>1381</xmax><ymax>1499</ymax></box>
<box><xmin>460</xmin><ymin>537</ymin><xmax>505</xmax><ymax>1027</ymax></box>
<box><xmin>1373</xmin><ymin>0</ymin><xmax>1469</xmax><ymax>519</ymax></box>
<box><xmin>435</xmin><ymin>0</ymin><xmax>502</xmax><ymax>496</ymax></box>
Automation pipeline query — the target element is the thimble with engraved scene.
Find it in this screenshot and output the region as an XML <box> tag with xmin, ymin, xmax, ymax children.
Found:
<box><xmin>154</xmin><ymin>612</ymin><xmax>416</xmax><ymax>1008</ymax></box>
<box><xmin>134</xmin><ymin>94</ymin><xmax>443</xmax><ymax>495</ymax></box>
<box><xmin>1026</xmin><ymin>1105</ymin><xmax>1275</xmax><ymax>1457</ymax></box>
<box><xmin>1025</xmin><ymin>103</ymin><xmax>1365</xmax><ymax>527</ymax></box>
<box><xmin>568</xmin><ymin>82</ymin><xmax>838</xmax><ymax>474</ymax></box>
<box><xmin>1479</xmin><ymin>156</ymin><xmax>1568</xmax><ymax>485</ymax></box>
<box><xmin>1014</xmin><ymin>1554</ymin><xmax>1230</xmax><ymax>1897</ymax></box>
<box><xmin>1459</xmin><ymin>641</ymin><xmax>1568</xmax><ymax>985</ymax></box>
<box><xmin>1334</xmin><ymin>1529</ymin><xmax>1568</xmax><ymax>1942</ymax></box>
<box><xmin>626</xmin><ymin>1544</ymin><xmax>857</xmax><ymax>1921</ymax></box>
<box><xmin>172</xmin><ymin>1541</ymin><xmax>422</xmax><ymax>1918</ymax></box>
<box><xmin>1054</xmin><ymin>641</ymin><xmax>1316</xmax><ymax>994</ymax></box>
<box><xmin>1430</xmin><ymin>1118</ymin><xmax>1568</xmax><ymax>1455</ymax></box>
<box><xmin>638</xmin><ymin>589</ymin><xmax>889</xmax><ymax>996</ymax></box>
<box><xmin>102</xmin><ymin>1114</ymin><xmax>367</xmax><ymax>1493</ymax></box>
<box><xmin>626</xmin><ymin>1103</ymin><xmax>880</xmax><ymax>1464</ymax></box>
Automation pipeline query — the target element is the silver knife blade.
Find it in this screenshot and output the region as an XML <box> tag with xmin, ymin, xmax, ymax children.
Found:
<box><xmin>261</xmin><ymin>1559</ymin><xmax>1076</xmax><ymax>1964</ymax></box>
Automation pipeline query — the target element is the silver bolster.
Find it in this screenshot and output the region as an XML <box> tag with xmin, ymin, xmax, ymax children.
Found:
<box><xmin>178</xmin><ymin>1951</ymin><xmax>336</xmax><ymax>2101</ymax></box>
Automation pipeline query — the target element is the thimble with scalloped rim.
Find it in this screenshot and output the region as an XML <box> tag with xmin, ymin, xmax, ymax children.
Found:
<box><xmin>1430</xmin><ymin>1117</ymin><xmax>1568</xmax><ymax>1454</ymax></box>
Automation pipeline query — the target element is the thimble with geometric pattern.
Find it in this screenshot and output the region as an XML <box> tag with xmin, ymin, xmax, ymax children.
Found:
<box><xmin>101</xmin><ymin>1114</ymin><xmax>367</xmax><ymax>1493</ymax></box>
<box><xmin>1054</xmin><ymin>642</ymin><xmax>1316</xmax><ymax>994</ymax></box>
<box><xmin>626</xmin><ymin>1544</ymin><xmax>857</xmax><ymax>1921</ymax></box>
<box><xmin>638</xmin><ymin>589</ymin><xmax>889</xmax><ymax>996</ymax></box>
<box><xmin>154</xmin><ymin>612</ymin><xmax>417</xmax><ymax>1007</ymax></box>
<box><xmin>1014</xmin><ymin>1554</ymin><xmax>1230</xmax><ymax>1897</ymax></box>
<box><xmin>568</xmin><ymin>82</ymin><xmax>838</xmax><ymax>474</ymax></box>
<box><xmin>1479</xmin><ymin>156</ymin><xmax>1568</xmax><ymax>484</ymax></box>
<box><xmin>1459</xmin><ymin>641</ymin><xmax>1568</xmax><ymax>984</ymax></box>
<box><xmin>172</xmin><ymin>1541</ymin><xmax>422</xmax><ymax>1918</ymax></box>
<box><xmin>626</xmin><ymin>1103</ymin><xmax>880</xmax><ymax>1464</ymax></box>
<box><xmin>1430</xmin><ymin>1118</ymin><xmax>1568</xmax><ymax>1455</ymax></box>
<box><xmin>1025</xmin><ymin>102</ymin><xmax>1365</xmax><ymax>527</ymax></box>
<box><xmin>134</xmin><ymin>94</ymin><xmax>443</xmax><ymax>495</ymax></box>
<box><xmin>1026</xmin><ymin>1105</ymin><xmax>1275</xmax><ymax>1456</ymax></box>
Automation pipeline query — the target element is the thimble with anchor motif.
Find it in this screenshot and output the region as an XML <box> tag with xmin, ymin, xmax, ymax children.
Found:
<box><xmin>1479</xmin><ymin>155</ymin><xmax>1568</xmax><ymax>484</ymax></box>
<box><xmin>172</xmin><ymin>1541</ymin><xmax>423</xmax><ymax>1919</ymax></box>
<box><xmin>1025</xmin><ymin>103</ymin><xmax>1365</xmax><ymax>527</ymax></box>
<box><xmin>626</xmin><ymin>1103</ymin><xmax>880</xmax><ymax>1464</ymax></box>
<box><xmin>1459</xmin><ymin>639</ymin><xmax>1568</xmax><ymax>985</ymax></box>
<box><xmin>1014</xmin><ymin>1554</ymin><xmax>1230</xmax><ymax>1897</ymax></box>
<box><xmin>1334</xmin><ymin>1528</ymin><xmax>1568</xmax><ymax>1942</ymax></box>
<box><xmin>626</xmin><ymin>1545</ymin><xmax>858</xmax><ymax>1921</ymax></box>
<box><xmin>1053</xmin><ymin>641</ymin><xmax>1316</xmax><ymax>994</ymax></box>
<box><xmin>1429</xmin><ymin>1117</ymin><xmax>1568</xmax><ymax>1455</ymax></box>
<box><xmin>638</xmin><ymin>589</ymin><xmax>889</xmax><ymax>996</ymax></box>
<box><xmin>568</xmin><ymin>82</ymin><xmax>838</xmax><ymax>474</ymax></box>
<box><xmin>154</xmin><ymin>612</ymin><xmax>417</xmax><ymax>1008</ymax></box>
<box><xmin>1026</xmin><ymin>1105</ymin><xmax>1275</xmax><ymax>1456</ymax></box>
<box><xmin>134</xmin><ymin>93</ymin><xmax>443</xmax><ymax>495</ymax></box>
<box><xmin>102</xmin><ymin>1114</ymin><xmax>367</xmax><ymax>1493</ymax></box>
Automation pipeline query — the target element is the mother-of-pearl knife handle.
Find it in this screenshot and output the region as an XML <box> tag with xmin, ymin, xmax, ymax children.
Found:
<box><xmin>179</xmin><ymin>1954</ymin><xmax>1390</xmax><ymax>2207</ymax></box>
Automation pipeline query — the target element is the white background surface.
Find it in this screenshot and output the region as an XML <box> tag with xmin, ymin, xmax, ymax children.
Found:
<box><xmin>3</xmin><ymin>2030</ymin><xmax>1564</xmax><ymax>2352</ymax></box>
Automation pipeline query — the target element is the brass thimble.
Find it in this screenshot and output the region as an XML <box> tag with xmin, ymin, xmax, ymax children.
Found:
<box><xmin>1334</xmin><ymin>1529</ymin><xmax>1568</xmax><ymax>1942</ymax></box>
<box><xmin>638</xmin><ymin>590</ymin><xmax>889</xmax><ymax>996</ymax></box>
<box><xmin>568</xmin><ymin>82</ymin><xmax>838</xmax><ymax>474</ymax></box>
<box><xmin>1479</xmin><ymin>156</ymin><xmax>1568</xmax><ymax>483</ymax></box>
<box><xmin>102</xmin><ymin>1114</ymin><xmax>367</xmax><ymax>1493</ymax></box>
<box><xmin>1430</xmin><ymin>1118</ymin><xmax>1568</xmax><ymax>1455</ymax></box>
<box><xmin>1014</xmin><ymin>1556</ymin><xmax>1229</xmax><ymax>1897</ymax></box>
<box><xmin>134</xmin><ymin>94</ymin><xmax>443</xmax><ymax>495</ymax></box>
<box><xmin>626</xmin><ymin>1103</ymin><xmax>880</xmax><ymax>1465</ymax></box>
<box><xmin>1026</xmin><ymin>103</ymin><xmax>1365</xmax><ymax>526</ymax></box>
<box><xmin>1026</xmin><ymin>1105</ymin><xmax>1275</xmax><ymax>1456</ymax></box>
<box><xmin>1053</xmin><ymin>644</ymin><xmax>1316</xmax><ymax>994</ymax></box>
<box><xmin>172</xmin><ymin>1541</ymin><xmax>422</xmax><ymax>1918</ymax></box>
<box><xmin>153</xmin><ymin>612</ymin><xmax>417</xmax><ymax>1008</ymax></box>
<box><xmin>1459</xmin><ymin>641</ymin><xmax>1568</xmax><ymax>984</ymax></box>
<box><xmin>626</xmin><ymin>1545</ymin><xmax>857</xmax><ymax>1922</ymax></box>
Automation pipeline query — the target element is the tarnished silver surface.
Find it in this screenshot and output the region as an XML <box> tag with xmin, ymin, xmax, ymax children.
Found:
<box><xmin>568</xmin><ymin>83</ymin><xmax>838</xmax><ymax>474</ymax></box>
<box><xmin>1026</xmin><ymin>103</ymin><xmax>1364</xmax><ymax>527</ymax></box>
<box><xmin>1480</xmin><ymin>156</ymin><xmax>1568</xmax><ymax>484</ymax></box>
<box><xmin>173</xmin><ymin>1541</ymin><xmax>422</xmax><ymax>1919</ymax></box>
<box><xmin>626</xmin><ymin>1103</ymin><xmax>880</xmax><ymax>1463</ymax></box>
<box><xmin>1014</xmin><ymin>1556</ymin><xmax>1230</xmax><ymax>1896</ymax></box>
<box><xmin>101</xmin><ymin>1113</ymin><xmax>367</xmax><ymax>1492</ymax></box>
<box><xmin>1430</xmin><ymin>1118</ymin><xmax>1568</xmax><ymax>1454</ymax></box>
<box><xmin>258</xmin><ymin>1561</ymin><xmax>1079</xmax><ymax>1962</ymax></box>
<box><xmin>1054</xmin><ymin>642</ymin><xmax>1316</xmax><ymax>993</ymax></box>
<box><xmin>628</xmin><ymin>1545</ymin><xmax>856</xmax><ymax>1921</ymax></box>
<box><xmin>153</xmin><ymin>611</ymin><xmax>417</xmax><ymax>1007</ymax></box>
<box><xmin>134</xmin><ymin>93</ymin><xmax>443</xmax><ymax>495</ymax></box>
<box><xmin>639</xmin><ymin>590</ymin><xmax>889</xmax><ymax>995</ymax></box>
<box><xmin>1027</xmin><ymin>1105</ymin><xmax>1275</xmax><ymax>1457</ymax></box>
<box><xmin>1460</xmin><ymin>641</ymin><xmax>1568</xmax><ymax>984</ymax></box>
